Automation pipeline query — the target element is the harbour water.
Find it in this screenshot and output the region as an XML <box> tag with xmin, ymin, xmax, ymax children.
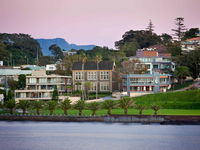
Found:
<box><xmin>0</xmin><ymin>121</ymin><xmax>200</xmax><ymax>150</ymax></box>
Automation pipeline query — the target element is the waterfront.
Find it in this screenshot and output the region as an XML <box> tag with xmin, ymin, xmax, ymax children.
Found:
<box><xmin>0</xmin><ymin>121</ymin><xmax>200</xmax><ymax>150</ymax></box>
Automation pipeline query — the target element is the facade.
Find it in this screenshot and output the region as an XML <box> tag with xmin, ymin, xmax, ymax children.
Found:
<box><xmin>0</xmin><ymin>61</ymin><xmax>3</xmax><ymax>66</ymax></box>
<box><xmin>129</xmin><ymin>48</ymin><xmax>175</xmax><ymax>74</ymax></box>
<box><xmin>123</xmin><ymin>72</ymin><xmax>171</xmax><ymax>97</ymax></box>
<box><xmin>15</xmin><ymin>70</ymin><xmax>72</xmax><ymax>102</ymax></box>
<box><xmin>181</xmin><ymin>37</ymin><xmax>200</xmax><ymax>53</ymax></box>
<box><xmin>72</xmin><ymin>61</ymin><xmax>118</xmax><ymax>93</ymax></box>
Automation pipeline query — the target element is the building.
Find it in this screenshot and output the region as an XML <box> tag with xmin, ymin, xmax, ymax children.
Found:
<box><xmin>0</xmin><ymin>61</ymin><xmax>3</xmax><ymax>66</ymax></box>
<box><xmin>46</xmin><ymin>64</ymin><xmax>57</xmax><ymax>71</ymax></box>
<box><xmin>72</xmin><ymin>61</ymin><xmax>118</xmax><ymax>93</ymax></box>
<box><xmin>181</xmin><ymin>37</ymin><xmax>200</xmax><ymax>53</ymax></box>
<box><xmin>122</xmin><ymin>72</ymin><xmax>171</xmax><ymax>97</ymax></box>
<box><xmin>129</xmin><ymin>48</ymin><xmax>175</xmax><ymax>74</ymax></box>
<box><xmin>15</xmin><ymin>70</ymin><xmax>72</xmax><ymax>102</ymax></box>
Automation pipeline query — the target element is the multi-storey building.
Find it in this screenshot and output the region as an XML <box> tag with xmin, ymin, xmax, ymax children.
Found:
<box><xmin>181</xmin><ymin>37</ymin><xmax>200</xmax><ymax>53</ymax></box>
<box><xmin>129</xmin><ymin>48</ymin><xmax>175</xmax><ymax>74</ymax></box>
<box><xmin>72</xmin><ymin>61</ymin><xmax>118</xmax><ymax>93</ymax></box>
<box><xmin>15</xmin><ymin>70</ymin><xmax>72</xmax><ymax>102</ymax></box>
<box><xmin>122</xmin><ymin>72</ymin><xmax>171</xmax><ymax>97</ymax></box>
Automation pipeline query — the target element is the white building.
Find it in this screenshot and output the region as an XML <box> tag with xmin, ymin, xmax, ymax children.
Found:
<box><xmin>46</xmin><ymin>64</ymin><xmax>57</xmax><ymax>71</ymax></box>
<box><xmin>0</xmin><ymin>61</ymin><xmax>3</xmax><ymax>66</ymax></box>
<box><xmin>15</xmin><ymin>70</ymin><xmax>72</xmax><ymax>102</ymax></box>
<box><xmin>181</xmin><ymin>37</ymin><xmax>200</xmax><ymax>53</ymax></box>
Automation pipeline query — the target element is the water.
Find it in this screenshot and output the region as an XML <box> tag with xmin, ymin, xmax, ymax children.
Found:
<box><xmin>0</xmin><ymin>121</ymin><xmax>200</xmax><ymax>150</ymax></box>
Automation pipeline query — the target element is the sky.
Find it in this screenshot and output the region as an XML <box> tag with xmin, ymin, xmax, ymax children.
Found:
<box><xmin>1</xmin><ymin>0</ymin><xmax>200</xmax><ymax>48</ymax></box>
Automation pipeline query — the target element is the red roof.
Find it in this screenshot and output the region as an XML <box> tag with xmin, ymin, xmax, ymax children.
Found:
<box><xmin>143</xmin><ymin>51</ymin><xmax>158</xmax><ymax>57</ymax></box>
<box><xmin>186</xmin><ymin>37</ymin><xmax>200</xmax><ymax>41</ymax></box>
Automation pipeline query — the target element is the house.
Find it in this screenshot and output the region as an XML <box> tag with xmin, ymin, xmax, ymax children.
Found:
<box><xmin>181</xmin><ymin>37</ymin><xmax>200</xmax><ymax>53</ymax></box>
<box><xmin>0</xmin><ymin>61</ymin><xmax>3</xmax><ymax>66</ymax></box>
<box><xmin>72</xmin><ymin>61</ymin><xmax>118</xmax><ymax>93</ymax></box>
<box><xmin>122</xmin><ymin>72</ymin><xmax>171</xmax><ymax>97</ymax></box>
<box><xmin>46</xmin><ymin>64</ymin><xmax>57</xmax><ymax>71</ymax></box>
<box><xmin>129</xmin><ymin>48</ymin><xmax>175</xmax><ymax>74</ymax></box>
<box><xmin>15</xmin><ymin>70</ymin><xmax>72</xmax><ymax>102</ymax></box>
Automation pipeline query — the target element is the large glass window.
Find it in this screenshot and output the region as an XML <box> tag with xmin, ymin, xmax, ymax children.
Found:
<box><xmin>75</xmin><ymin>72</ymin><xmax>83</xmax><ymax>80</ymax></box>
<box><xmin>39</xmin><ymin>78</ymin><xmax>47</xmax><ymax>83</ymax></box>
<box><xmin>87</xmin><ymin>72</ymin><xmax>97</xmax><ymax>80</ymax></box>
<box><xmin>100</xmin><ymin>71</ymin><xmax>109</xmax><ymax>80</ymax></box>
<box><xmin>100</xmin><ymin>82</ymin><xmax>109</xmax><ymax>91</ymax></box>
<box><xmin>29</xmin><ymin>78</ymin><xmax>36</xmax><ymax>84</ymax></box>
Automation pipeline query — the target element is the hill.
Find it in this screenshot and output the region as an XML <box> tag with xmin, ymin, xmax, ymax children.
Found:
<box><xmin>36</xmin><ymin>38</ymin><xmax>96</xmax><ymax>56</ymax></box>
<box><xmin>0</xmin><ymin>33</ymin><xmax>42</xmax><ymax>65</ymax></box>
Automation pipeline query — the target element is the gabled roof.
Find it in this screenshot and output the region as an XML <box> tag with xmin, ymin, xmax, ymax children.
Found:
<box><xmin>185</xmin><ymin>37</ymin><xmax>200</xmax><ymax>41</ymax></box>
<box><xmin>72</xmin><ymin>61</ymin><xmax>114</xmax><ymax>70</ymax></box>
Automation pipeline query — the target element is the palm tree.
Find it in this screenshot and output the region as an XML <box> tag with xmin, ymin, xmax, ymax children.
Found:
<box><xmin>118</xmin><ymin>97</ymin><xmax>134</xmax><ymax>115</ymax></box>
<box><xmin>135</xmin><ymin>104</ymin><xmax>146</xmax><ymax>115</ymax></box>
<box><xmin>32</xmin><ymin>101</ymin><xmax>44</xmax><ymax>115</ymax></box>
<box><xmin>102</xmin><ymin>100</ymin><xmax>116</xmax><ymax>115</ymax></box>
<box><xmin>46</xmin><ymin>101</ymin><xmax>57</xmax><ymax>115</ymax></box>
<box><xmin>151</xmin><ymin>104</ymin><xmax>161</xmax><ymax>115</ymax></box>
<box><xmin>5</xmin><ymin>100</ymin><xmax>16</xmax><ymax>114</ymax></box>
<box><xmin>87</xmin><ymin>102</ymin><xmax>100</xmax><ymax>116</ymax></box>
<box><xmin>60</xmin><ymin>98</ymin><xmax>71</xmax><ymax>115</ymax></box>
<box><xmin>95</xmin><ymin>55</ymin><xmax>102</xmax><ymax>99</ymax></box>
<box><xmin>84</xmin><ymin>81</ymin><xmax>92</xmax><ymax>100</ymax></box>
<box><xmin>81</xmin><ymin>55</ymin><xmax>87</xmax><ymax>100</ymax></box>
<box><xmin>74</xmin><ymin>100</ymin><xmax>85</xmax><ymax>116</ymax></box>
<box><xmin>18</xmin><ymin>101</ymin><xmax>30</xmax><ymax>115</ymax></box>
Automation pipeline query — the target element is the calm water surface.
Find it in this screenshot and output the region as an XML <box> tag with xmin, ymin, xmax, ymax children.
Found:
<box><xmin>0</xmin><ymin>121</ymin><xmax>200</xmax><ymax>150</ymax></box>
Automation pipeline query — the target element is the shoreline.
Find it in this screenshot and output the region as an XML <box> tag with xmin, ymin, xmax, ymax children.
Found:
<box><xmin>1</xmin><ymin>115</ymin><xmax>200</xmax><ymax>125</ymax></box>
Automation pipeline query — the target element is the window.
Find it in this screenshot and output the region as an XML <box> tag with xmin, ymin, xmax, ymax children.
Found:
<box><xmin>87</xmin><ymin>72</ymin><xmax>97</xmax><ymax>80</ymax></box>
<box><xmin>75</xmin><ymin>72</ymin><xmax>83</xmax><ymax>80</ymax></box>
<box><xmin>90</xmin><ymin>82</ymin><xmax>97</xmax><ymax>91</ymax></box>
<box><xmin>29</xmin><ymin>78</ymin><xmax>36</xmax><ymax>84</ymax></box>
<box><xmin>39</xmin><ymin>78</ymin><xmax>47</xmax><ymax>83</ymax></box>
<box><xmin>100</xmin><ymin>82</ymin><xmax>109</xmax><ymax>91</ymax></box>
<box><xmin>100</xmin><ymin>71</ymin><xmax>109</xmax><ymax>80</ymax></box>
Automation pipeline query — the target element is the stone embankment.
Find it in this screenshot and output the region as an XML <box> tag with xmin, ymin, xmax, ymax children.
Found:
<box><xmin>0</xmin><ymin>114</ymin><xmax>200</xmax><ymax>124</ymax></box>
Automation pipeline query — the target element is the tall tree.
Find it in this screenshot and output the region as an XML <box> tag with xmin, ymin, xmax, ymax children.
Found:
<box><xmin>49</xmin><ymin>44</ymin><xmax>64</xmax><ymax>61</ymax></box>
<box><xmin>95</xmin><ymin>55</ymin><xmax>102</xmax><ymax>99</ymax></box>
<box><xmin>172</xmin><ymin>17</ymin><xmax>187</xmax><ymax>41</ymax></box>
<box><xmin>174</xmin><ymin>66</ymin><xmax>191</xmax><ymax>84</ymax></box>
<box><xmin>52</xmin><ymin>86</ymin><xmax>59</xmax><ymax>101</ymax></box>
<box><xmin>146</xmin><ymin>19</ymin><xmax>155</xmax><ymax>33</ymax></box>
<box><xmin>183</xmin><ymin>28</ymin><xmax>200</xmax><ymax>40</ymax></box>
<box><xmin>17</xmin><ymin>74</ymin><xmax>26</xmax><ymax>90</ymax></box>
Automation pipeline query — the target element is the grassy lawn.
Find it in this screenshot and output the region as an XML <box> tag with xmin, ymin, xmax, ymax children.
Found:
<box><xmin>1</xmin><ymin>108</ymin><xmax>199</xmax><ymax>116</ymax></box>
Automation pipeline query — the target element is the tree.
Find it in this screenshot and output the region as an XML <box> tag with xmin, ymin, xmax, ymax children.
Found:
<box><xmin>121</xmin><ymin>59</ymin><xmax>147</xmax><ymax>74</ymax></box>
<box><xmin>174</xmin><ymin>66</ymin><xmax>191</xmax><ymax>84</ymax></box>
<box><xmin>5</xmin><ymin>100</ymin><xmax>16</xmax><ymax>114</ymax></box>
<box><xmin>146</xmin><ymin>19</ymin><xmax>155</xmax><ymax>33</ymax></box>
<box><xmin>7</xmin><ymin>79</ymin><xmax>18</xmax><ymax>90</ymax></box>
<box><xmin>7</xmin><ymin>90</ymin><xmax>14</xmax><ymax>101</ymax></box>
<box><xmin>135</xmin><ymin>104</ymin><xmax>146</xmax><ymax>115</ymax></box>
<box><xmin>81</xmin><ymin>55</ymin><xmax>87</xmax><ymax>100</ymax></box>
<box><xmin>60</xmin><ymin>98</ymin><xmax>71</xmax><ymax>115</ymax></box>
<box><xmin>32</xmin><ymin>101</ymin><xmax>44</xmax><ymax>115</ymax></box>
<box><xmin>52</xmin><ymin>86</ymin><xmax>59</xmax><ymax>101</ymax></box>
<box><xmin>18</xmin><ymin>100</ymin><xmax>30</xmax><ymax>115</ymax></box>
<box><xmin>167</xmin><ymin>41</ymin><xmax>182</xmax><ymax>56</ymax></box>
<box><xmin>38</xmin><ymin>56</ymin><xmax>54</xmax><ymax>66</ymax></box>
<box><xmin>120</xmin><ymin>40</ymin><xmax>139</xmax><ymax>57</ymax></box>
<box><xmin>87</xmin><ymin>102</ymin><xmax>100</xmax><ymax>116</ymax></box>
<box><xmin>118</xmin><ymin>97</ymin><xmax>134</xmax><ymax>115</ymax></box>
<box><xmin>46</xmin><ymin>101</ymin><xmax>57</xmax><ymax>115</ymax></box>
<box><xmin>172</xmin><ymin>17</ymin><xmax>187</xmax><ymax>41</ymax></box>
<box><xmin>151</xmin><ymin>105</ymin><xmax>161</xmax><ymax>115</ymax></box>
<box><xmin>176</xmin><ymin>49</ymin><xmax>200</xmax><ymax>79</ymax></box>
<box><xmin>49</xmin><ymin>44</ymin><xmax>64</xmax><ymax>61</ymax></box>
<box><xmin>17</xmin><ymin>74</ymin><xmax>26</xmax><ymax>90</ymax></box>
<box><xmin>183</xmin><ymin>28</ymin><xmax>200</xmax><ymax>40</ymax></box>
<box><xmin>74</xmin><ymin>100</ymin><xmax>86</xmax><ymax>116</ymax></box>
<box><xmin>95</xmin><ymin>55</ymin><xmax>102</xmax><ymax>99</ymax></box>
<box><xmin>102</xmin><ymin>100</ymin><xmax>116</xmax><ymax>115</ymax></box>
<box><xmin>160</xmin><ymin>33</ymin><xmax>173</xmax><ymax>44</ymax></box>
<box><xmin>84</xmin><ymin>82</ymin><xmax>92</xmax><ymax>100</ymax></box>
